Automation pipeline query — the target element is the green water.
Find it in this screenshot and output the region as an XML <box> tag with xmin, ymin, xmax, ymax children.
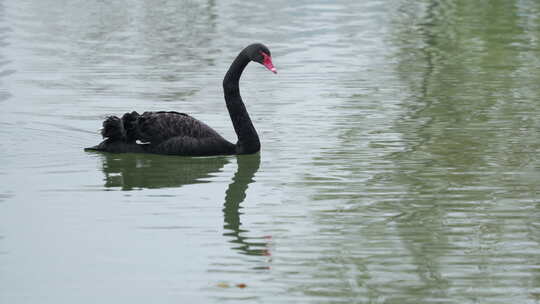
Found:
<box><xmin>1</xmin><ymin>0</ymin><xmax>539</xmax><ymax>303</ymax></box>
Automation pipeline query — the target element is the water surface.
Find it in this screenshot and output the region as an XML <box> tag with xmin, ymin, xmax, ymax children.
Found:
<box><xmin>1</xmin><ymin>0</ymin><xmax>540</xmax><ymax>303</ymax></box>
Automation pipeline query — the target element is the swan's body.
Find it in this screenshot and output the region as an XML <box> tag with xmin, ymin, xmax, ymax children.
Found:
<box><xmin>85</xmin><ymin>43</ymin><xmax>276</xmax><ymax>156</ymax></box>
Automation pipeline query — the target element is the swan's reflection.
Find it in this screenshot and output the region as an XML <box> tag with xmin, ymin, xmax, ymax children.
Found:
<box><xmin>223</xmin><ymin>154</ymin><xmax>271</xmax><ymax>257</ymax></box>
<box><xmin>94</xmin><ymin>152</ymin><xmax>269</xmax><ymax>257</ymax></box>
<box><xmin>95</xmin><ymin>152</ymin><xmax>229</xmax><ymax>190</ymax></box>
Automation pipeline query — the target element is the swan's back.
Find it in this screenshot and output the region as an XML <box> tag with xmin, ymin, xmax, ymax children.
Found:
<box><xmin>135</xmin><ymin>111</ymin><xmax>224</xmax><ymax>143</ymax></box>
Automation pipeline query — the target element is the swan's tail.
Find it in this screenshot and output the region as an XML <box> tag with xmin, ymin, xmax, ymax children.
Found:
<box><xmin>84</xmin><ymin>116</ymin><xmax>126</xmax><ymax>151</ymax></box>
<box><xmin>85</xmin><ymin>111</ymin><xmax>141</xmax><ymax>152</ymax></box>
<box><xmin>100</xmin><ymin>116</ymin><xmax>126</xmax><ymax>140</ymax></box>
<box><xmin>99</xmin><ymin>111</ymin><xmax>140</xmax><ymax>141</ymax></box>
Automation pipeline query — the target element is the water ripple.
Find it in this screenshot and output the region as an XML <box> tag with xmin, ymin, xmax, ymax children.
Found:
<box><xmin>1</xmin><ymin>0</ymin><xmax>540</xmax><ymax>303</ymax></box>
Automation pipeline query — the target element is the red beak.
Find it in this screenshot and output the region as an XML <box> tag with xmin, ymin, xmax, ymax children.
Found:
<box><xmin>261</xmin><ymin>52</ymin><xmax>277</xmax><ymax>74</ymax></box>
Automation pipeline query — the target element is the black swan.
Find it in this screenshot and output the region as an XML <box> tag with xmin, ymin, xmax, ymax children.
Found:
<box><xmin>85</xmin><ymin>43</ymin><xmax>276</xmax><ymax>156</ymax></box>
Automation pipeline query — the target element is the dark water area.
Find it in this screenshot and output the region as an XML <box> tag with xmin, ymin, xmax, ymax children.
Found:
<box><xmin>1</xmin><ymin>0</ymin><xmax>540</xmax><ymax>303</ymax></box>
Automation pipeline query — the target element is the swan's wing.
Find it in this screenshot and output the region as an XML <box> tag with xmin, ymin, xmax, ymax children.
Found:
<box><xmin>151</xmin><ymin>136</ymin><xmax>236</xmax><ymax>156</ymax></box>
<box><xmin>136</xmin><ymin>111</ymin><xmax>223</xmax><ymax>143</ymax></box>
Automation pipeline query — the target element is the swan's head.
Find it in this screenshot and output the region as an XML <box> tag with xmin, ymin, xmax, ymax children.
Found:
<box><xmin>246</xmin><ymin>43</ymin><xmax>277</xmax><ymax>74</ymax></box>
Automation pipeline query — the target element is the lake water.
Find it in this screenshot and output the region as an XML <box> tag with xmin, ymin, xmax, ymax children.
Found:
<box><xmin>1</xmin><ymin>0</ymin><xmax>540</xmax><ymax>303</ymax></box>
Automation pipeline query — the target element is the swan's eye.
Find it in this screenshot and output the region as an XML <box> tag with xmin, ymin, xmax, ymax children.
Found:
<box><xmin>259</xmin><ymin>51</ymin><xmax>277</xmax><ymax>74</ymax></box>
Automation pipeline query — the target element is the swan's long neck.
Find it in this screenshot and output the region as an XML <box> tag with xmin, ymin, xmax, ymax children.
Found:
<box><xmin>223</xmin><ymin>49</ymin><xmax>260</xmax><ymax>154</ymax></box>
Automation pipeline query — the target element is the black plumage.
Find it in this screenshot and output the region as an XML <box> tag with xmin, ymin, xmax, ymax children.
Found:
<box><xmin>85</xmin><ymin>43</ymin><xmax>276</xmax><ymax>156</ymax></box>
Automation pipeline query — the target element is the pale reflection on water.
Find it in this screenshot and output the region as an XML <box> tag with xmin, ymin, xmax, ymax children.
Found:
<box><xmin>1</xmin><ymin>0</ymin><xmax>540</xmax><ymax>303</ymax></box>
